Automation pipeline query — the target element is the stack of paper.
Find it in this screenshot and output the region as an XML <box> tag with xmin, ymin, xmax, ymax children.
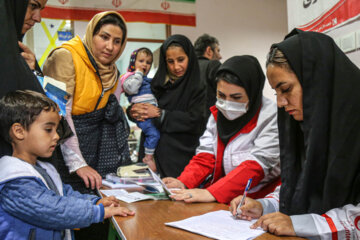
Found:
<box><xmin>102</xmin><ymin>179</ymin><xmax>139</xmax><ymax>189</ymax></box>
<box><xmin>165</xmin><ymin>210</ymin><xmax>265</xmax><ymax>240</ymax></box>
<box><xmin>135</xmin><ymin>181</ymin><xmax>164</xmax><ymax>193</ymax></box>
<box><xmin>117</xmin><ymin>164</ymin><xmax>152</xmax><ymax>178</ymax></box>
<box><xmin>104</xmin><ymin>173</ymin><xmax>163</xmax><ymax>193</ymax></box>
<box><xmin>100</xmin><ymin>189</ymin><xmax>155</xmax><ymax>203</ymax></box>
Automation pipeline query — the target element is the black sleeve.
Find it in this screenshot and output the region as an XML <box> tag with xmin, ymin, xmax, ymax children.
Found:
<box><xmin>206</xmin><ymin>60</ymin><xmax>221</xmax><ymax>91</ymax></box>
<box><xmin>126</xmin><ymin>104</ymin><xmax>137</xmax><ymax>123</ymax></box>
<box><xmin>160</xmin><ymin>89</ymin><xmax>206</xmax><ymax>135</ymax></box>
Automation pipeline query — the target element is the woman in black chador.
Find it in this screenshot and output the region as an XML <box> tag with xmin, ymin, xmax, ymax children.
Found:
<box><xmin>0</xmin><ymin>0</ymin><xmax>45</xmax><ymax>156</ymax></box>
<box><xmin>230</xmin><ymin>29</ymin><xmax>360</xmax><ymax>239</ymax></box>
<box><xmin>129</xmin><ymin>34</ymin><xmax>206</xmax><ymax>178</ymax></box>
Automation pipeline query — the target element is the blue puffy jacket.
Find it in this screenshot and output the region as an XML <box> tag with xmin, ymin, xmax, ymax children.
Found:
<box><xmin>127</xmin><ymin>75</ymin><xmax>154</xmax><ymax>103</ymax></box>
<box><xmin>0</xmin><ymin>156</ymin><xmax>104</xmax><ymax>240</ymax></box>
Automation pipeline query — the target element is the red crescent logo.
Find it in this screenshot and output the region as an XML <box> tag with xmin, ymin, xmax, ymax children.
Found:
<box><xmin>58</xmin><ymin>0</ymin><xmax>69</xmax><ymax>5</ymax></box>
<box><xmin>112</xmin><ymin>0</ymin><xmax>122</xmax><ymax>8</ymax></box>
<box><xmin>355</xmin><ymin>216</ymin><xmax>360</xmax><ymax>231</ymax></box>
<box><xmin>161</xmin><ymin>2</ymin><xmax>170</xmax><ymax>10</ymax></box>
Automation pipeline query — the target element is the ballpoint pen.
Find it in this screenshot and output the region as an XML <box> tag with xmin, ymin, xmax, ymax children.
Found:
<box><xmin>236</xmin><ymin>178</ymin><xmax>252</xmax><ymax>216</ymax></box>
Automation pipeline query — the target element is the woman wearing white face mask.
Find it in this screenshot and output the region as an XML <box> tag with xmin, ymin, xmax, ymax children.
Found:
<box><xmin>163</xmin><ymin>55</ymin><xmax>281</xmax><ymax>204</ymax></box>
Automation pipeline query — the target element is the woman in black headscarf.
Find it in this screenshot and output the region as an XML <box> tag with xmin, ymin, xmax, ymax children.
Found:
<box><xmin>230</xmin><ymin>29</ymin><xmax>360</xmax><ymax>239</ymax></box>
<box><xmin>0</xmin><ymin>0</ymin><xmax>44</xmax><ymax>97</ymax></box>
<box><xmin>129</xmin><ymin>34</ymin><xmax>207</xmax><ymax>178</ymax></box>
<box><xmin>0</xmin><ymin>0</ymin><xmax>45</xmax><ymax>156</ymax></box>
<box><xmin>163</xmin><ymin>56</ymin><xmax>281</xmax><ymax>204</ymax></box>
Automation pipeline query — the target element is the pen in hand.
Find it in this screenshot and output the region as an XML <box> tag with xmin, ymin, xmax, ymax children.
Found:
<box><xmin>236</xmin><ymin>178</ymin><xmax>252</xmax><ymax>216</ymax></box>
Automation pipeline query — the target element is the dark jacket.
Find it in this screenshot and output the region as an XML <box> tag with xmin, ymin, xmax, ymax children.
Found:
<box><xmin>150</xmin><ymin>35</ymin><xmax>207</xmax><ymax>178</ymax></box>
<box><xmin>198</xmin><ymin>56</ymin><xmax>221</xmax><ymax>124</ymax></box>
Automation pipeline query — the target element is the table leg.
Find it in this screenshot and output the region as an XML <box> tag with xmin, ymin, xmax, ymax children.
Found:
<box><xmin>108</xmin><ymin>221</ymin><xmax>122</xmax><ymax>240</ymax></box>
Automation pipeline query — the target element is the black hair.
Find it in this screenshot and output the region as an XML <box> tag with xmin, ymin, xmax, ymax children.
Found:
<box><xmin>194</xmin><ymin>34</ymin><xmax>219</xmax><ymax>57</ymax></box>
<box><xmin>93</xmin><ymin>14</ymin><xmax>127</xmax><ymax>45</ymax></box>
<box><xmin>0</xmin><ymin>90</ymin><xmax>58</xmax><ymax>143</ymax></box>
<box><xmin>215</xmin><ymin>71</ymin><xmax>243</xmax><ymax>87</ymax></box>
<box><xmin>266</xmin><ymin>47</ymin><xmax>292</xmax><ymax>72</ymax></box>
<box><xmin>167</xmin><ymin>42</ymin><xmax>184</xmax><ymax>50</ymax></box>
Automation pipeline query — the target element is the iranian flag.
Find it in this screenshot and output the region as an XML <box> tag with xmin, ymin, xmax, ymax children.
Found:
<box><xmin>42</xmin><ymin>0</ymin><xmax>196</xmax><ymax>26</ymax></box>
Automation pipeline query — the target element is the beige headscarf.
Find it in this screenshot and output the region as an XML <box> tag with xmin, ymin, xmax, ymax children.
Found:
<box><xmin>83</xmin><ymin>11</ymin><xmax>127</xmax><ymax>88</ymax></box>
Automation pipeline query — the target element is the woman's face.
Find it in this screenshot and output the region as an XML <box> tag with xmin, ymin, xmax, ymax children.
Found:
<box><xmin>22</xmin><ymin>0</ymin><xmax>48</xmax><ymax>34</ymax></box>
<box><xmin>165</xmin><ymin>46</ymin><xmax>189</xmax><ymax>78</ymax></box>
<box><xmin>216</xmin><ymin>80</ymin><xmax>249</xmax><ymax>104</ymax></box>
<box><xmin>267</xmin><ymin>64</ymin><xmax>303</xmax><ymax>121</ymax></box>
<box><xmin>92</xmin><ymin>24</ymin><xmax>123</xmax><ymax>65</ymax></box>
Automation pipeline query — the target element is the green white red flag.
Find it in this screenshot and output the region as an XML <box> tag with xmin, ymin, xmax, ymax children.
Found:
<box><xmin>42</xmin><ymin>0</ymin><xmax>196</xmax><ymax>26</ymax></box>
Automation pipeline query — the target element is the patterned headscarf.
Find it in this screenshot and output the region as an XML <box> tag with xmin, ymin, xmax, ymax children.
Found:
<box><xmin>127</xmin><ymin>47</ymin><xmax>152</xmax><ymax>72</ymax></box>
<box><xmin>127</xmin><ymin>49</ymin><xmax>138</xmax><ymax>72</ymax></box>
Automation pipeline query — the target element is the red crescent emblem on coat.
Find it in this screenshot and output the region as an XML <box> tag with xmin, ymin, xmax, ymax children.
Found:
<box><xmin>355</xmin><ymin>216</ymin><xmax>360</xmax><ymax>231</ymax></box>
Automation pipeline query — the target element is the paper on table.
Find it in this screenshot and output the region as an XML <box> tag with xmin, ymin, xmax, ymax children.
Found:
<box><xmin>135</xmin><ymin>181</ymin><xmax>164</xmax><ymax>193</ymax></box>
<box><xmin>148</xmin><ymin>168</ymin><xmax>173</xmax><ymax>196</ymax></box>
<box><xmin>100</xmin><ymin>189</ymin><xmax>154</xmax><ymax>203</ymax></box>
<box><xmin>165</xmin><ymin>210</ymin><xmax>265</xmax><ymax>240</ymax></box>
<box><xmin>102</xmin><ymin>179</ymin><xmax>140</xmax><ymax>189</ymax></box>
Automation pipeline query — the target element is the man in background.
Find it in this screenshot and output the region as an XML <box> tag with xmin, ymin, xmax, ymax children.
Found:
<box><xmin>194</xmin><ymin>34</ymin><xmax>222</xmax><ymax>126</ymax></box>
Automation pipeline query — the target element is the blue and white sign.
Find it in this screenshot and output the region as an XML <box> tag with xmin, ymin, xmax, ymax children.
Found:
<box><xmin>58</xmin><ymin>31</ymin><xmax>73</xmax><ymax>41</ymax></box>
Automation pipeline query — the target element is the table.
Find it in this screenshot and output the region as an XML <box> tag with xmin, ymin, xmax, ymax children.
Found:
<box><xmin>106</xmin><ymin>198</ymin><xmax>306</xmax><ymax>240</ymax></box>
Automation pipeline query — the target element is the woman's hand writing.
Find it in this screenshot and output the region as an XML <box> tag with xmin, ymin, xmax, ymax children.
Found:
<box><xmin>229</xmin><ymin>195</ymin><xmax>263</xmax><ymax>220</ymax></box>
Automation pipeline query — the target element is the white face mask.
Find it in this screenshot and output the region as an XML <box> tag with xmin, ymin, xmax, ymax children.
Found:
<box><xmin>216</xmin><ymin>98</ymin><xmax>248</xmax><ymax>120</ymax></box>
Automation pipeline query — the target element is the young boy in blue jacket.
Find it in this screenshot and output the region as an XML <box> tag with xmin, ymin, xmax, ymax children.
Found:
<box><xmin>0</xmin><ymin>90</ymin><xmax>135</xmax><ymax>240</ymax></box>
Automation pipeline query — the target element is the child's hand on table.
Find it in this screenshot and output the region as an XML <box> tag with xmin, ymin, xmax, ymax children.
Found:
<box><xmin>97</xmin><ymin>196</ymin><xmax>121</xmax><ymax>207</ymax></box>
<box><xmin>104</xmin><ymin>206</ymin><xmax>135</xmax><ymax>218</ymax></box>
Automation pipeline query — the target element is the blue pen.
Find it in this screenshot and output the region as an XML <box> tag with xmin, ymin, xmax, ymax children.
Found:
<box><xmin>236</xmin><ymin>178</ymin><xmax>252</xmax><ymax>216</ymax></box>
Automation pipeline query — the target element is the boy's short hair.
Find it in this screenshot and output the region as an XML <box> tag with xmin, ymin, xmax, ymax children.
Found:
<box><xmin>0</xmin><ymin>90</ymin><xmax>58</xmax><ymax>143</ymax></box>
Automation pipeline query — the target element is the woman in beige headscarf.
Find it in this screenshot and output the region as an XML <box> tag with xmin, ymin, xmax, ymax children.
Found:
<box><xmin>43</xmin><ymin>11</ymin><xmax>131</xmax><ymax>195</ymax></box>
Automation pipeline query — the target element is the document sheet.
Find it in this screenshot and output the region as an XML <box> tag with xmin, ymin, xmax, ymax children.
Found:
<box><xmin>100</xmin><ymin>189</ymin><xmax>154</xmax><ymax>203</ymax></box>
<box><xmin>165</xmin><ymin>210</ymin><xmax>265</xmax><ymax>240</ymax></box>
<box><xmin>102</xmin><ymin>179</ymin><xmax>139</xmax><ymax>189</ymax></box>
<box><xmin>148</xmin><ymin>168</ymin><xmax>173</xmax><ymax>196</ymax></box>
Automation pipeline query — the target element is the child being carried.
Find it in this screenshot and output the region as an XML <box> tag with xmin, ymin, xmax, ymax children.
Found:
<box><xmin>122</xmin><ymin>48</ymin><xmax>159</xmax><ymax>172</ymax></box>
